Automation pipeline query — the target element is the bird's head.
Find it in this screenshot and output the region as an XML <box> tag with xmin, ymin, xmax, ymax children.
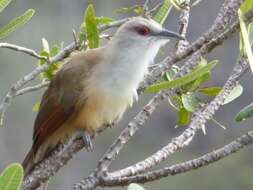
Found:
<box><xmin>111</xmin><ymin>17</ymin><xmax>185</xmax><ymax>50</ymax></box>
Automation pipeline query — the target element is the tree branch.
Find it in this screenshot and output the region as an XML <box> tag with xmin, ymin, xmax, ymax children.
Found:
<box><xmin>0</xmin><ymin>43</ymin><xmax>47</xmax><ymax>60</ymax></box>
<box><xmin>14</xmin><ymin>82</ymin><xmax>49</xmax><ymax>97</ymax></box>
<box><xmin>101</xmin><ymin>130</ymin><xmax>253</xmax><ymax>186</ymax></box>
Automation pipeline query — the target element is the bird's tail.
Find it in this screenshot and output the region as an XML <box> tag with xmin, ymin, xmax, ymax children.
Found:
<box><xmin>22</xmin><ymin>145</ymin><xmax>50</xmax><ymax>190</ymax></box>
<box><xmin>22</xmin><ymin>148</ymin><xmax>35</xmax><ymax>176</ymax></box>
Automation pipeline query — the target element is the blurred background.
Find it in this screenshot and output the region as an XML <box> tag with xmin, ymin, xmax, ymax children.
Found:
<box><xmin>0</xmin><ymin>0</ymin><xmax>253</xmax><ymax>190</ymax></box>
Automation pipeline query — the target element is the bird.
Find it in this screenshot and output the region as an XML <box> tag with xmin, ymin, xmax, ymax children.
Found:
<box><xmin>22</xmin><ymin>16</ymin><xmax>184</xmax><ymax>181</ymax></box>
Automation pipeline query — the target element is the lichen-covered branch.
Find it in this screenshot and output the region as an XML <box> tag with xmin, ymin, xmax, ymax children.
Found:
<box><xmin>101</xmin><ymin>130</ymin><xmax>253</xmax><ymax>186</ymax></box>
<box><xmin>14</xmin><ymin>82</ymin><xmax>49</xmax><ymax>97</ymax></box>
<box><xmin>0</xmin><ymin>43</ymin><xmax>47</xmax><ymax>60</ymax></box>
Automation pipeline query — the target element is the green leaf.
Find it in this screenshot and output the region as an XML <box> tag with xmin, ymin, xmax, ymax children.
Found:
<box><xmin>41</xmin><ymin>38</ymin><xmax>50</xmax><ymax>53</ymax></box>
<box><xmin>84</xmin><ymin>4</ymin><xmax>99</xmax><ymax>49</ymax></box>
<box><xmin>240</xmin><ymin>0</ymin><xmax>253</xmax><ymax>14</ymax></box>
<box><xmin>171</xmin><ymin>95</ymin><xmax>184</xmax><ymax>108</ymax></box>
<box><xmin>127</xmin><ymin>183</ymin><xmax>146</xmax><ymax>190</ymax></box>
<box><xmin>235</xmin><ymin>102</ymin><xmax>253</xmax><ymax>122</ymax></box>
<box><xmin>50</xmin><ymin>44</ymin><xmax>60</xmax><ymax>57</ymax></box>
<box><xmin>177</xmin><ymin>107</ymin><xmax>190</xmax><ymax>126</ymax></box>
<box><xmin>182</xmin><ymin>72</ymin><xmax>210</xmax><ymax>92</ymax></box>
<box><xmin>164</xmin><ymin>66</ymin><xmax>178</xmax><ymax>81</ymax></box>
<box><xmin>0</xmin><ymin>163</ymin><xmax>24</xmax><ymax>190</ymax></box>
<box><xmin>116</xmin><ymin>5</ymin><xmax>144</xmax><ymax>15</ymax></box>
<box><xmin>181</xmin><ymin>93</ymin><xmax>200</xmax><ymax>112</ymax></box>
<box><xmin>198</xmin><ymin>86</ymin><xmax>222</xmax><ymax>96</ymax></box>
<box><xmin>0</xmin><ymin>0</ymin><xmax>11</xmax><ymax>13</ymax></box>
<box><xmin>38</xmin><ymin>51</ymin><xmax>57</xmax><ymax>80</ymax></box>
<box><xmin>170</xmin><ymin>0</ymin><xmax>184</xmax><ymax>10</ymax></box>
<box><xmin>146</xmin><ymin>60</ymin><xmax>218</xmax><ymax>93</ymax></box>
<box><xmin>181</xmin><ymin>58</ymin><xmax>210</xmax><ymax>92</ymax></box>
<box><xmin>38</xmin><ymin>51</ymin><xmax>49</xmax><ymax>65</ymax></box>
<box><xmin>223</xmin><ymin>84</ymin><xmax>243</xmax><ymax>105</ymax></box>
<box><xmin>167</xmin><ymin>96</ymin><xmax>179</xmax><ymax>111</ymax></box>
<box><xmin>238</xmin><ymin>9</ymin><xmax>253</xmax><ymax>73</ymax></box>
<box><xmin>32</xmin><ymin>102</ymin><xmax>40</xmax><ymax>112</ymax></box>
<box><xmin>0</xmin><ymin>9</ymin><xmax>35</xmax><ymax>39</ymax></box>
<box><xmin>95</xmin><ymin>17</ymin><xmax>113</xmax><ymax>24</ymax></box>
<box><xmin>248</xmin><ymin>23</ymin><xmax>253</xmax><ymax>45</ymax></box>
<box><xmin>37</xmin><ymin>42</ymin><xmax>60</xmax><ymax>80</ymax></box>
<box><xmin>154</xmin><ymin>0</ymin><xmax>173</xmax><ymax>24</ymax></box>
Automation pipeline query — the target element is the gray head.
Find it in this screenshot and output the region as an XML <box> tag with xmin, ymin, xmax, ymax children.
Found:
<box><xmin>111</xmin><ymin>17</ymin><xmax>184</xmax><ymax>49</ymax></box>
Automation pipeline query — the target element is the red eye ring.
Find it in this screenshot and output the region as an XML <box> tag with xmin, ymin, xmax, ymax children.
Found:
<box><xmin>135</xmin><ymin>26</ymin><xmax>150</xmax><ymax>36</ymax></box>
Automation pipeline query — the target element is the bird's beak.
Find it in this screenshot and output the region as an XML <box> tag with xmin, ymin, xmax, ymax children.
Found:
<box><xmin>156</xmin><ymin>29</ymin><xmax>185</xmax><ymax>40</ymax></box>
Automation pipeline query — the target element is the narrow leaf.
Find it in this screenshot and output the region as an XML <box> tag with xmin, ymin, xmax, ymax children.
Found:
<box><xmin>170</xmin><ymin>0</ymin><xmax>183</xmax><ymax>10</ymax></box>
<box><xmin>240</xmin><ymin>0</ymin><xmax>253</xmax><ymax>14</ymax></box>
<box><xmin>0</xmin><ymin>0</ymin><xmax>11</xmax><ymax>13</ymax></box>
<box><xmin>84</xmin><ymin>4</ymin><xmax>99</xmax><ymax>49</ymax></box>
<box><xmin>181</xmin><ymin>93</ymin><xmax>200</xmax><ymax>112</ymax></box>
<box><xmin>146</xmin><ymin>60</ymin><xmax>218</xmax><ymax>93</ymax></box>
<box><xmin>32</xmin><ymin>102</ymin><xmax>40</xmax><ymax>112</ymax></box>
<box><xmin>50</xmin><ymin>44</ymin><xmax>60</xmax><ymax>57</ymax></box>
<box><xmin>170</xmin><ymin>95</ymin><xmax>184</xmax><ymax>109</ymax></box>
<box><xmin>235</xmin><ymin>102</ymin><xmax>253</xmax><ymax>122</ymax></box>
<box><xmin>182</xmin><ymin>72</ymin><xmax>210</xmax><ymax>92</ymax></box>
<box><xmin>38</xmin><ymin>51</ymin><xmax>58</xmax><ymax>80</ymax></box>
<box><xmin>248</xmin><ymin>23</ymin><xmax>253</xmax><ymax>45</ymax></box>
<box><xmin>0</xmin><ymin>9</ymin><xmax>35</xmax><ymax>39</ymax></box>
<box><xmin>116</xmin><ymin>5</ymin><xmax>144</xmax><ymax>15</ymax></box>
<box><xmin>177</xmin><ymin>108</ymin><xmax>190</xmax><ymax>126</ymax></box>
<box><xmin>198</xmin><ymin>86</ymin><xmax>222</xmax><ymax>96</ymax></box>
<box><xmin>223</xmin><ymin>84</ymin><xmax>243</xmax><ymax>105</ymax></box>
<box><xmin>238</xmin><ymin>10</ymin><xmax>253</xmax><ymax>73</ymax></box>
<box><xmin>41</xmin><ymin>38</ymin><xmax>50</xmax><ymax>53</ymax></box>
<box><xmin>95</xmin><ymin>17</ymin><xmax>113</xmax><ymax>24</ymax></box>
<box><xmin>154</xmin><ymin>0</ymin><xmax>172</xmax><ymax>24</ymax></box>
<box><xmin>0</xmin><ymin>163</ymin><xmax>24</xmax><ymax>190</ymax></box>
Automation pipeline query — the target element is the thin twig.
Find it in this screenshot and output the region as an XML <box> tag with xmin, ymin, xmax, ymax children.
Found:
<box><xmin>14</xmin><ymin>82</ymin><xmax>49</xmax><ymax>97</ymax></box>
<box><xmin>0</xmin><ymin>43</ymin><xmax>47</xmax><ymax>60</ymax></box>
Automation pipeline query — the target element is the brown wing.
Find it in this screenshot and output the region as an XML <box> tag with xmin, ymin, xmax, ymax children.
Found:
<box><xmin>32</xmin><ymin>88</ymin><xmax>76</xmax><ymax>154</ymax></box>
<box><xmin>32</xmin><ymin>49</ymin><xmax>104</xmax><ymax>154</ymax></box>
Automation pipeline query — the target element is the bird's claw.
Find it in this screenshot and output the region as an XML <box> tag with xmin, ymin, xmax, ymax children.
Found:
<box><xmin>78</xmin><ymin>130</ymin><xmax>93</xmax><ymax>152</ymax></box>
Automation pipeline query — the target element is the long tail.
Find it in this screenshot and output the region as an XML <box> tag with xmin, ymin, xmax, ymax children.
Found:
<box><xmin>22</xmin><ymin>148</ymin><xmax>35</xmax><ymax>176</ymax></box>
<box><xmin>22</xmin><ymin>145</ymin><xmax>50</xmax><ymax>190</ymax></box>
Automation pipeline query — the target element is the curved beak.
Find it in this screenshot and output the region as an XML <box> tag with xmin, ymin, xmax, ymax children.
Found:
<box><xmin>155</xmin><ymin>29</ymin><xmax>185</xmax><ymax>40</ymax></box>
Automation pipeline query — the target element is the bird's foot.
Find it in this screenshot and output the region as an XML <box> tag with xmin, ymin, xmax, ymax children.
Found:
<box><xmin>78</xmin><ymin>130</ymin><xmax>93</xmax><ymax>152</ymax></box>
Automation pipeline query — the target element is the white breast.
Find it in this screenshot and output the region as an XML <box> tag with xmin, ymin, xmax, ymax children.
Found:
<box><xmin>84</xmin><ymin>41</ymin><xmax>161</xmax><ymax>129</ymax></box>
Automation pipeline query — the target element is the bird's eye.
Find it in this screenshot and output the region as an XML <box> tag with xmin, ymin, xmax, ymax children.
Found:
<box><xmin>135</xmin><ymin>26</ymin><xmax>150</xmax><ymax>36</ymax></box>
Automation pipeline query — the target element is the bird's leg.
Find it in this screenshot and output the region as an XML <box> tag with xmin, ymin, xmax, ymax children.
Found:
<box><xmin>77</xmin><ymin>129</ymin><xmax>93</xmax><ymax>152</ymax></box>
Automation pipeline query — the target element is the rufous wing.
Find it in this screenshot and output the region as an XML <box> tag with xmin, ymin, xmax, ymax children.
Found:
<box><xmin>23</xmin><ymin>49</ymin><xmax>105</xmax><ymax>174</ymax></box>
<box><xmin>32</xmin><ymin>49</ymin><xmax>104</xmax><ymax>154</ymax></box>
